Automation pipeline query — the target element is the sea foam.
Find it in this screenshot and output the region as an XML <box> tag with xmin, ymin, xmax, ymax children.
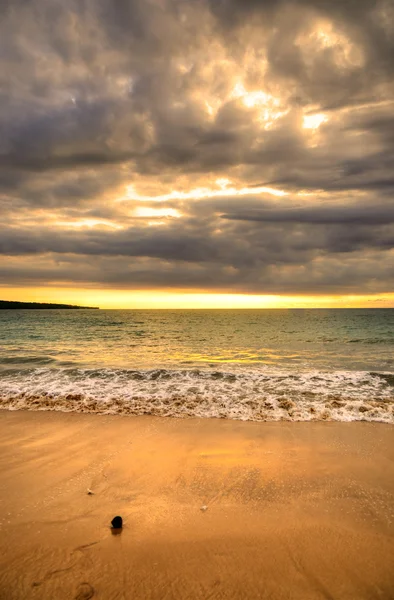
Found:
<box><xmin>0</xmin><ymin>367</ymin><xmax>393</xmax><ymax>423</ymax></box>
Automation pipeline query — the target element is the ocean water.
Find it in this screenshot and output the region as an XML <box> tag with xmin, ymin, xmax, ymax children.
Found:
<box><xmin>0</xmin><ymin>309</ymin><xmax>393</xmax><ymax>423</ymax></box>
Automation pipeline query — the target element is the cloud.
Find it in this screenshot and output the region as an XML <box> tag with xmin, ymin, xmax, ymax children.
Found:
<box><xmin>0</xmin><ymin>0</ymin><xmax>393</xmax><ymax>296</ymax></box>
<box><xmin>220</xmin><ymin>202</ymin><xmax>394</xmax><ymax>225</ymax></box>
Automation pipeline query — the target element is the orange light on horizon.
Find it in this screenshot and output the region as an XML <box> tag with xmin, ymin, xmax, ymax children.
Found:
<box><xmin>1</xmin><ymin>287</ymin><xmax>393</xmax><ymax>309</ymax></box>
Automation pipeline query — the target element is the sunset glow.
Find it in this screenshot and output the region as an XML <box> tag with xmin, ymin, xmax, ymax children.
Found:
<box><xmin>1</xmin><ymin>0</ymin><xmax>393</xmax><ymax>308</ymax></box>
<box><xmin>123</xmin><ymin>181</ymin><xmax>288</xmax><ymax>203</ymax></box>
<box><xmin>1</xmin><ymin>287</ymin><xmax>394</xmax><ymax>310</ymax></box>
<box><xmin>302</xmin><ymin>113</ymin><xmax>328</xmax><ymax>129</ymax></box>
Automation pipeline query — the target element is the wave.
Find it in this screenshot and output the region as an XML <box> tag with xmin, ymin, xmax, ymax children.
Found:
<box><xmin>369</xmin><ymin>372</ymin><xmax>394</xmax><ymax>386</ymax></box>
<box><xmin>0</xmin><ymin>355</ymin><xmax>57</xmax><ymax>365</ymax></box>
<box><xmin>346</xmin><ymin>338</ymin><xmax>394</xmax><ymax>344</ymax></box>
<box><xmin>0</xmin><ymin>367</ymin><xmax>393</xmax><ymax>423</ymax></box>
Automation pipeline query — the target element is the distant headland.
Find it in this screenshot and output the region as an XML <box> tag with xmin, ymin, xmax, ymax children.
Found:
<box><xmin>0</xmin><ymin>300</ymin><xmax>99</xmax><ymax>310</ymax></box>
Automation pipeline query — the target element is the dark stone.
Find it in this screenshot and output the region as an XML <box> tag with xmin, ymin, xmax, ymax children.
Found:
<box><xmin>111</xmin><ymin>515</ymin><xmax>123</xmax><ymax>529</ymax></box>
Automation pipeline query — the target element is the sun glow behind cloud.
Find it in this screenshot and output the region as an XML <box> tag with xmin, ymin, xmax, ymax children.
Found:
<box><xmin>302</xmin><ymin>113</ymin><xmax>328</xmax><ymax>129</ymax></box>
<box><xmin>54</xmin><ymin>219</ymin><xmax>123</xmax><ymax>229</ymax></box>
<box><xmin>230</xmin><ymin>82</ymin><xmax>289</xmax><ymax>128</ymax></box>
<box><xmin>123</xmin><ymin>180</ymin><xmax>287</xmax><ymax>203</ymax></box>
<box><xmin>133</xmin><ymin>207</ymin><xmax>181</xmax><ymax>218</ymax></box>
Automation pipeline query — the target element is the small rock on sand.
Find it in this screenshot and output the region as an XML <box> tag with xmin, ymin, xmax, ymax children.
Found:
<box><xmin>111</xmin><ymin>515</ymin><xmax>123</xmax><ymax>528</ymax></box>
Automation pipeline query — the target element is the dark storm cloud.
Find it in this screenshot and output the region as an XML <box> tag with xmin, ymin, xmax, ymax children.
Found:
<box><xmin>221</xmin><ymin>203</ymin><xmax>394</xmax><ymax>225</ymax></box>
<box><xmin>1</xmin><ymin>248</ymin><xmax>393</xmax><ymax>295</ymax></box>
<box><xmin>1</xmin><ymin>198</ymin><xmax>394</xmax><ymax>290</ymax></box>
<box><xmin>0</xmin><ymin>0</ymin><xmax>394</xmax><ymax>295</ymax></box>
<box><xmin>210</xmin><ymin>0</ymin><xmax>394</xmax><ymax>80</ymax></box>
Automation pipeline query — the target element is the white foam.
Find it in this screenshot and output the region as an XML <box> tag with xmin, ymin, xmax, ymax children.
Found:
<box><xmin>0</xmin><ymin>367</ymin><xmax>393</xmax><ymax>423</ymax></box>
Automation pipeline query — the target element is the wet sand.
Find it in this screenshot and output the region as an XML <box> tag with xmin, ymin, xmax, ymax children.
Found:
<box><xmin>0</xmin><ymin>411</ymin><xmax>393</xmax><ymax>599</ymax></box>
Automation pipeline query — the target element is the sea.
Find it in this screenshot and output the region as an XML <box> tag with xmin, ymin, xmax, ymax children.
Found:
<box><xmin>0</xmin><ymin>309</ymin><xmax>393</xmax><ymax>423</ymax></box>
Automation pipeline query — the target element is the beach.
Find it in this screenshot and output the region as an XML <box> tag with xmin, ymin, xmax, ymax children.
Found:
<box><xmin>0</xmin><ymin>411</ymin><xmax>393</xmax><ymax>599</ymax></box>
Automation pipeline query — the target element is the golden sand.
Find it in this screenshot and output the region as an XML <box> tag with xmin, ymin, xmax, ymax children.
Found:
<box><xmin>0</xmin><ymin>411</ymin><xmax>393</xmax><ymax>599</ymax></box>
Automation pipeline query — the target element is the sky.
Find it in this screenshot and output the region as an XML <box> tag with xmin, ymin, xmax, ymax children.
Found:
<box><xmin>1</xmin><ymin>0</ymin><xmax>394</xmax><ymax>308</ymax></box>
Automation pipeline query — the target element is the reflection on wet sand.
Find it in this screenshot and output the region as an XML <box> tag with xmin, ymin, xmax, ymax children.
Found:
<box><xmin>0</xmin><ymin>411</ymin><xmax>393</xmax><ymax>599</ymax></box>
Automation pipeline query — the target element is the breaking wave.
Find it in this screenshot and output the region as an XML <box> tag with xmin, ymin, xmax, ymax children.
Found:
<box><xmin>0</xmin><ymin>367</ymin><xmax>393</xmax><ymax>423</ymax></box>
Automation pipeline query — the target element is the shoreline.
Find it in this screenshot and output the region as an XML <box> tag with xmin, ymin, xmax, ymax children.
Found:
<box><xmin>0</xmin><ymin>411</ymin><xmax>393</xmax><ymax>599</ymax></box>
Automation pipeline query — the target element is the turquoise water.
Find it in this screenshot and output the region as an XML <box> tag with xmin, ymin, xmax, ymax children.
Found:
<box><xmin>0</xmin><ymin>309</ymin><xmax>393</xmax><ymax>422</ymax></box>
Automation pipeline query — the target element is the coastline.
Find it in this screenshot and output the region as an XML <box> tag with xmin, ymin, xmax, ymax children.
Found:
<box><xmin>0</xmin><ymin>411</ymin><xmax>393</xmax><ymax>599</ymax></box>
